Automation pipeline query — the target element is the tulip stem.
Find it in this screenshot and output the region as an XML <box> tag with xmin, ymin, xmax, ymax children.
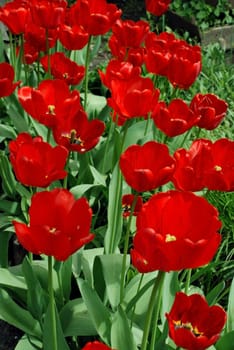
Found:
<box><xmin>48</xmin><ymin>256</ymin><xmax>58</xmax><ymax>350</ymax></box>
<box><xmin>141</xmin><ymin>271</ymin><xmax>165</xmax><ymax>350</ymax></box>
<box><xmin>150</xmin><ymin>274</ymin><xmax>164</xmax><ymax>350</ymax></box>
<box><xmin>84</xmin><ymin>36</ymin><xmax>92</xmax><ymax>111</ymax></box>
<box><xmin>185</xmin><ymin>268</ymin><xmax>192</xmax><ymax>294</ymax></box>
<box><xmin>120</xmin><ymin>194</ymin><xmax>138</xmax><ymax>303</ymax></box>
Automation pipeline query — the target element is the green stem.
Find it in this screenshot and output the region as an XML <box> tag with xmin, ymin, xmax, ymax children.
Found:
<box><xmin>120</xmin><ymin>194</ymin><xmax>139</xmax><ymax>303</ymax></box>
<box><xmin>185</xmin><ymin>268</ymin><xmax>192</xmax><ymax>294</ymax></box>
<box><xmin>48</xmin><ymin>256</ymin><xmax>58</xmax><ymax>350</ymax></box>
<box><xmin>102</xmin><ymin>119</ymin><xmax>115</xmax><ymax>173</ymax></box>
<box><xmin>150</xmin><ymin>273</ymin><xmax>165</xmax><ymax>350</ymax></box>
<box><xmin>141</xmin><ymin>271</ymin><xmax>165</xmax><ymax>350</ymax></box>
<box><xmin>130</xmin><ymin>273</ymin><xmax>144</xmax><ymax>328</ymax></box>
<box><xmin>83</xmin><ymin>36</ymin><xmax>92</xmax><ymax>111</ymax></box>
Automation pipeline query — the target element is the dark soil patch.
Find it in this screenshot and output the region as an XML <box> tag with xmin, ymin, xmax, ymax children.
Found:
<box><xmin>0</xmin><ymin>320</ymin><xmax>23</xmax><ymax>350</ymax></box>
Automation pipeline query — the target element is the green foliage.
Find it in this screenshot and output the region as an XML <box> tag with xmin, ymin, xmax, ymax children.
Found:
<box><xmin>170</xmin><ymin>0</ymin><xmax>234</xmax><ymax>30</ymax></box>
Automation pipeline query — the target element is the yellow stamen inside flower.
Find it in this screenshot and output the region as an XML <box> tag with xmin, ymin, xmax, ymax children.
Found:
<box><xmin>214</xmin><ymin>165</ymin><xmax>222</xmax><ymax>172</ymax></box>
<box><xmin>49</xmin><ymin>227</ymin><xmax>57</xmax><ymax>234</ymax></box>
<box><xmin>47</xmin><ymin>104</ymin><xmax>56</xmax><ymax>115</ymax></box>
<box><xmin>63</xmin><ymin>72</ymin><xmax>69</xmax><ymax>78</ymax></box>
<box><xmin>62</xmin><ymin>129</ymin><xmax>84</xmax><ymax>146</ymax></box>
<box><xmin>173</xmin><ymin>320</ymin><xmax>204</xmax><ymax>337</ymax></box>
<box><xmin>165</xmin><ymin>234</ymin><xmax>176</xmax><ymax>242</ymax></box>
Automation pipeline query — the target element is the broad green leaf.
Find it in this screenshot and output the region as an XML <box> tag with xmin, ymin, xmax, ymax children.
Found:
<box><xmin>161</xmin><ymin>272</ymin><xmax>180</xmax><ymax>324</ymax></box>
<box><xmin>81</xmin><ymin>247</ymin><xmax>104</xmax><ymax>286</ymax></box>
<box><xmin>78</xmin><ymin>278</ymin><xmax>111</xmax><ymax>343</ymax></box>
<box><xmin>70</xmin><ymin>184</ymin><xmax>99</xmax><ymax>198</ymax></box>
<box><xmin>15</xmin><ymin>335</ymin><xmax>42</xmax><ymax>350</ymax></box>
<box><xmin>0</xmin><ymin>124</ymin><xmax>17</xmax><ymax>139</ymax></box>
<box><xmin>227</xmin><ymin>276</ymin><xmax>234</xmax><ymax>332</ymax></box>
<box><xmin>43</xmin><ymin>302</ymin><xmax>70</xmax><ymax>350</ymax></box>
<box><xmin>216</xmin><ymin>331</ymin><xmax>234</xmax><ymax>350</ymax></box>
<box><xmin>0</xmin><ymin>267</ymin><xmax>26</xmax><ymax>290</ymax></box>
<box><xmin>60</xmin><ymin>298</ymin><xmax>97</xmax><ymax>336</ymax></box>
<box><xmin>104</xmin><ymin>163</ymin><xmax>123</xmax><ymax>254</ymax></box>
<box><xmin>123</xmin><ymin>120</ymin><xmax>154</xmax><ymax>150</ymax></box>
<box><xmin>54</xmin><ymin>257</ymin><xmax>72</xmax><ymax>303</ymax></box>
<box><xmin>0</xmin><ymin>289</ymin><xmax>41</xmax><ymax>338</ymax></box>
<box><xmin>111</xmin><ymin>305</ymin><xmax>137</xmax><ymax>350</ymax></box>
<box><xmin>94</xmin><ymin>254</ymin><xmax>130</xmax><ymax>309</ymax></box>
<box><xmin>22</xmin><ymin>257</ymin><xmax>48</xmax><ymax>320</ymax></box>
<box><xmin>0</xmin><ymin>199</ymin><xmax>21</xmax><ymax>215</ymax></box>
<box><xmin>90</xmin><ymin>165</ymin><xmax>107</xmax><ymax>186</ymax></box>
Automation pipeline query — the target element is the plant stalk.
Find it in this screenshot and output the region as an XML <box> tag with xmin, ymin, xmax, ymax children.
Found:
<box><xmin>48</xmin><ymin>256</ymin><xmax>58</xmax><ymax>350</ymax></box>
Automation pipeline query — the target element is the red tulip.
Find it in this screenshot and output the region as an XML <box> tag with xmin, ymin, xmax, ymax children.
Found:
<box><xmin>0</xmin><ymin>0</ymin><xmax>30</xmax><ymax>35</ymax></box>
<box><xmin>30</xmin><ymin>0</ymin><xmax>67</xmax><ymax>29</ymax></box>
<box><xmin>13</xmin><ymin>189</ymin><xmax>94</xmax><ymax>261</ymax></box>
<box><xmin>24</xmin><ymin>20</ymin><xmax>58</xmax><ymax>53</ymax></box>
<box><xmin>152</xmin><ymin>98</ymin><xmax>199</xmax><ymax>137</ymax></box>
<box><xmin>52</xmin><ymin>108</ymin><xmax>105</xmax><ymax>153</ymax></box>
<box><xmin>204</xmin><ymin>138</ymin><xmax>234</xmax><ymax>192</ymax></box>
<box><xmin>81</xmin><ymin>341</ymin><xmax>113</xmax><ymax>350</ymax></box>
<box><xmin>167</xmin><ymin>41</ymin><xmax>202</xmax><ymax>89</ymax></box>
<box><xmin>9</xmin><ymin>132</ymin><xmax>68</xmax><ymax>187</ymax></box>
<box><xmin>131</xmin><ymin>190</ymin><xmax>221</xmax><ymax>272</ymax></box>
<box><xmin>70</xmin><ymin>0</ymin><xmax>122</xmax><ymax>36</ymax></box>
<box><xmin>173</xmin><ymin>138</ymin><xmax>234</xmax><ymax>192</ymax></box>
<box><xmin>173</xmin><ymin>139</ymin><xmax>212</xmax><ymax>191</ymax></box>
<box><xmin>0</xmin><ymin>63</ymin><xmax>20</xmax><ymax>97</ymax></box>
<box><xmin>122</xmin><ymin>194</ymin><xmax>143</xmax><ymax>218</ymax></box>
<box><xmin>144</xmin><ymin>31</ymin><xmax>177</xmax><ymax>76</ymax></box>
<box><xmin>145</xmin><ymin>0</ymin><xmax>171</xmax><ymax>17</ymax></box>
<box><xmin>99</xmin><ymin>59</ymin><xmax>141</xmax><ymax>89</ymax></box>
<box><xmin>166</xmin><ymin>292</ymin><xmax>226</xmax><ymax>350</ymax></box>
<box><xmin>40</xmin><ymin>52</ymin><xmax>85</xmax><ymax>86</ymax></box>
<box><xmin>190</xmin><ymin>93</ymin><xmax>228</xmax><ymax>130</ymax></box>
<box><xmin>108</xmin><ymin>75</ymin><xmax>159</xmax><ymax>125</ymax></box>
<box><xmin>59</xmin><ymin>24</ymin><xmax>89</xmax><ymax>50</ymax></box>
<box><xmin>18</xmin><ymin>79</ymin><xmax>81</xmax><ymax>128</ymax></box>
<box><xmin>120</xmin><ymin>141</ymin><xmax>175</xmax><ymax>192</ymax></box>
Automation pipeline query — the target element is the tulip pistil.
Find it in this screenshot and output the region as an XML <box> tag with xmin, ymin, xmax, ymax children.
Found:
<box><xmin>173</xmin><ymin>320</ymin><xmax>204</xmax><ymax>337</ymax></box>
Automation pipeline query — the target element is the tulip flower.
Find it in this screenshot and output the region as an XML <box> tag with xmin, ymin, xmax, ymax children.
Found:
<box><xmin>145</xmin><ymin>0</ymin><xmax>171</xmax><ymax>17</ymax></box>
<box><xmin>166</xmin><ymin>292</ymin><xmax>226</xmax><ymax>350</ymax></box>
<box><xmin>29</xmin><ymin>0</ymin><xmax>67</xmax><ymax>29</ymax></box>
<box><xmin>152</xmin><ymin>98</ymin><xmax>199</xmax><ymax>137</ymax></box>
<box><xmin>13</xmin><ymin>189</ymin><xmax>94</xmax><ymax>261</ymax></box>
<box><xmin>18</xmin><ymin>79</ymin><xmax>81</xmax><ymax>128</ymax></box>
<box><xmin>120</xmin><ymin>141</ymin><xmax>175</xmax><ymax>192</ymax></box>
<box><xmin>131</xmin><ymin>190</ymin><xmax>222</xmax><ymax>272</ymax></box>
<box><xmin>0</xmin><ymin>0</ymin><xmax>30</xmax><ymax>35</ymax></box>
<box><xmin>122</xmin><ymin>194</ymin><xmax>143</xmax><ymax>218</ymax></box>
<box><xmin>190</xmin><ymin>93</ymin><xmax>228</xmax><ymax>130</ymax></box>
<box><xmin>40</xmin><ymin>52</ymin><xmax>85</xmax><ymax>86</ymax></box>
<box><xmin>81</xmin><ymin>341</ymin><xmax>113</xmax><ymax>350</ymax></box>
<box><xmin>52</xmin><ymin>108</ymin><xmax>105</xmax><ymax>153</ymax></box>
<box><xmin>108</xmin><ymin>75</ymin><xmax>160</xmax><ymax>125</ymax></box>
<box><xmin>0</xmin><ymin>63</ymin><xmax>20</xmax><ymax>98</ymax></box>
<box><xmin>9</xmin><ymin>133</ymin><xmax>68</xmax><ymax>188</ymax></box>
<box><xmin>70</xmin><ymin>0</ymin><xmax>122</xmax><ymax>36</ymax></box>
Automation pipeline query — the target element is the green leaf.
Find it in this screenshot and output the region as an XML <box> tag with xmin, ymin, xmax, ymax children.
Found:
<box><xmin>60</xmin><ymin>298</ymin><xmax>97</xmax><ymax>337</ymax></box>
<box><xmin>81</xmin><ymin>247</ymin><xmax>104</xmax><ymax>286</ymax></box>
<box><xmin>216</xmin><ymin>331</ymin><xmax>234</xmax><ymax>350</ymax></box>
<box><xmin>22</xmin><ymin>257</ymin><xmax>48</xmax><ymax>320</ymax></box>
<box><xmin>94</xmin><ymin>254</ymin><xmax>130</xmax><ymax>309</ymax></box>
<box><xmin>0</xmin><ymin>124</ymin><xmax>17</xmax><ymax>139</ymax></box>
<box><xmin>227</xmin><ymin>276</ymin><xmax>234</xmax><ymax>332</ymax></box>
<box><xmin>0</xmin><ymin>289</ymin><xmax>41</xmax><ymax>338</ymax></box>
<box><xmin>206</xmin><ymin>281</ymin><xmax>225</xmax><ymax>305</ymax></box>
<box><xmin>111</xmin><ymin>305</ymin><xmax>137</xmax><ymax>350</ymax></box>
<box><xmin>0</xmin><ymin>267</ymin><xmax>27</xmax><ymax>290</ymax></box>
<box><xmin>0</xmin><ymin>151</ymin><xmax>17</xmax><ymax>198</ymax></box>
<box><xmin>70</xmin><ymin>184</ymin><xmax>99</xmax><ymax>198</ymax></box>
<box><xmin>43</xmin><ymin>302</ymin><xmax>70</xmax><ymax>350</ymax></box>
<box><xmin>15</xmin><ymin>335</ymin><xmax>42</xmax><ymax>350</ymax></box>
<box><xmin>104</xmin><ymin>163</ymin><xmax>123</xmax><ymax>254</ymax></box>
<box><xmin>161</xmin><ymin>272</ymin><xmax>180</xmax><ymax>324</ymax></box>
<box><xmin>90</xmin><ymin>165</ymin><xmax>107</xmax><ymax>186</ymax></box>
<box><xmin>0</xmin><ymin>230</ymin><xmax>12</xmax><ymax>267</ymax></box>
<box><xmin>77</xmin><ymin>278</ymin><xmax>111</xmax><ymax>343</ymax></box>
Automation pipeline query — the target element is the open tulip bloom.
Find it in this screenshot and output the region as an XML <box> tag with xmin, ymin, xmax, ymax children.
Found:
<box><xmin>0</xmin><ymin>0</ymin><xmax>233</xmax><ymax>349</ymax></box>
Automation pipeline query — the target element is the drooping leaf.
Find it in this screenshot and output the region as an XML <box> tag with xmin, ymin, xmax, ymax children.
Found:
<box><xmin>78</xmin><ymin>278</ymin><xmax>111</xmax><ymax>343</ymax></box>
<box><xmin>60</xmin><ymin>298</ymin><xmax>97</xmax><ymax>337</ymax></box>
